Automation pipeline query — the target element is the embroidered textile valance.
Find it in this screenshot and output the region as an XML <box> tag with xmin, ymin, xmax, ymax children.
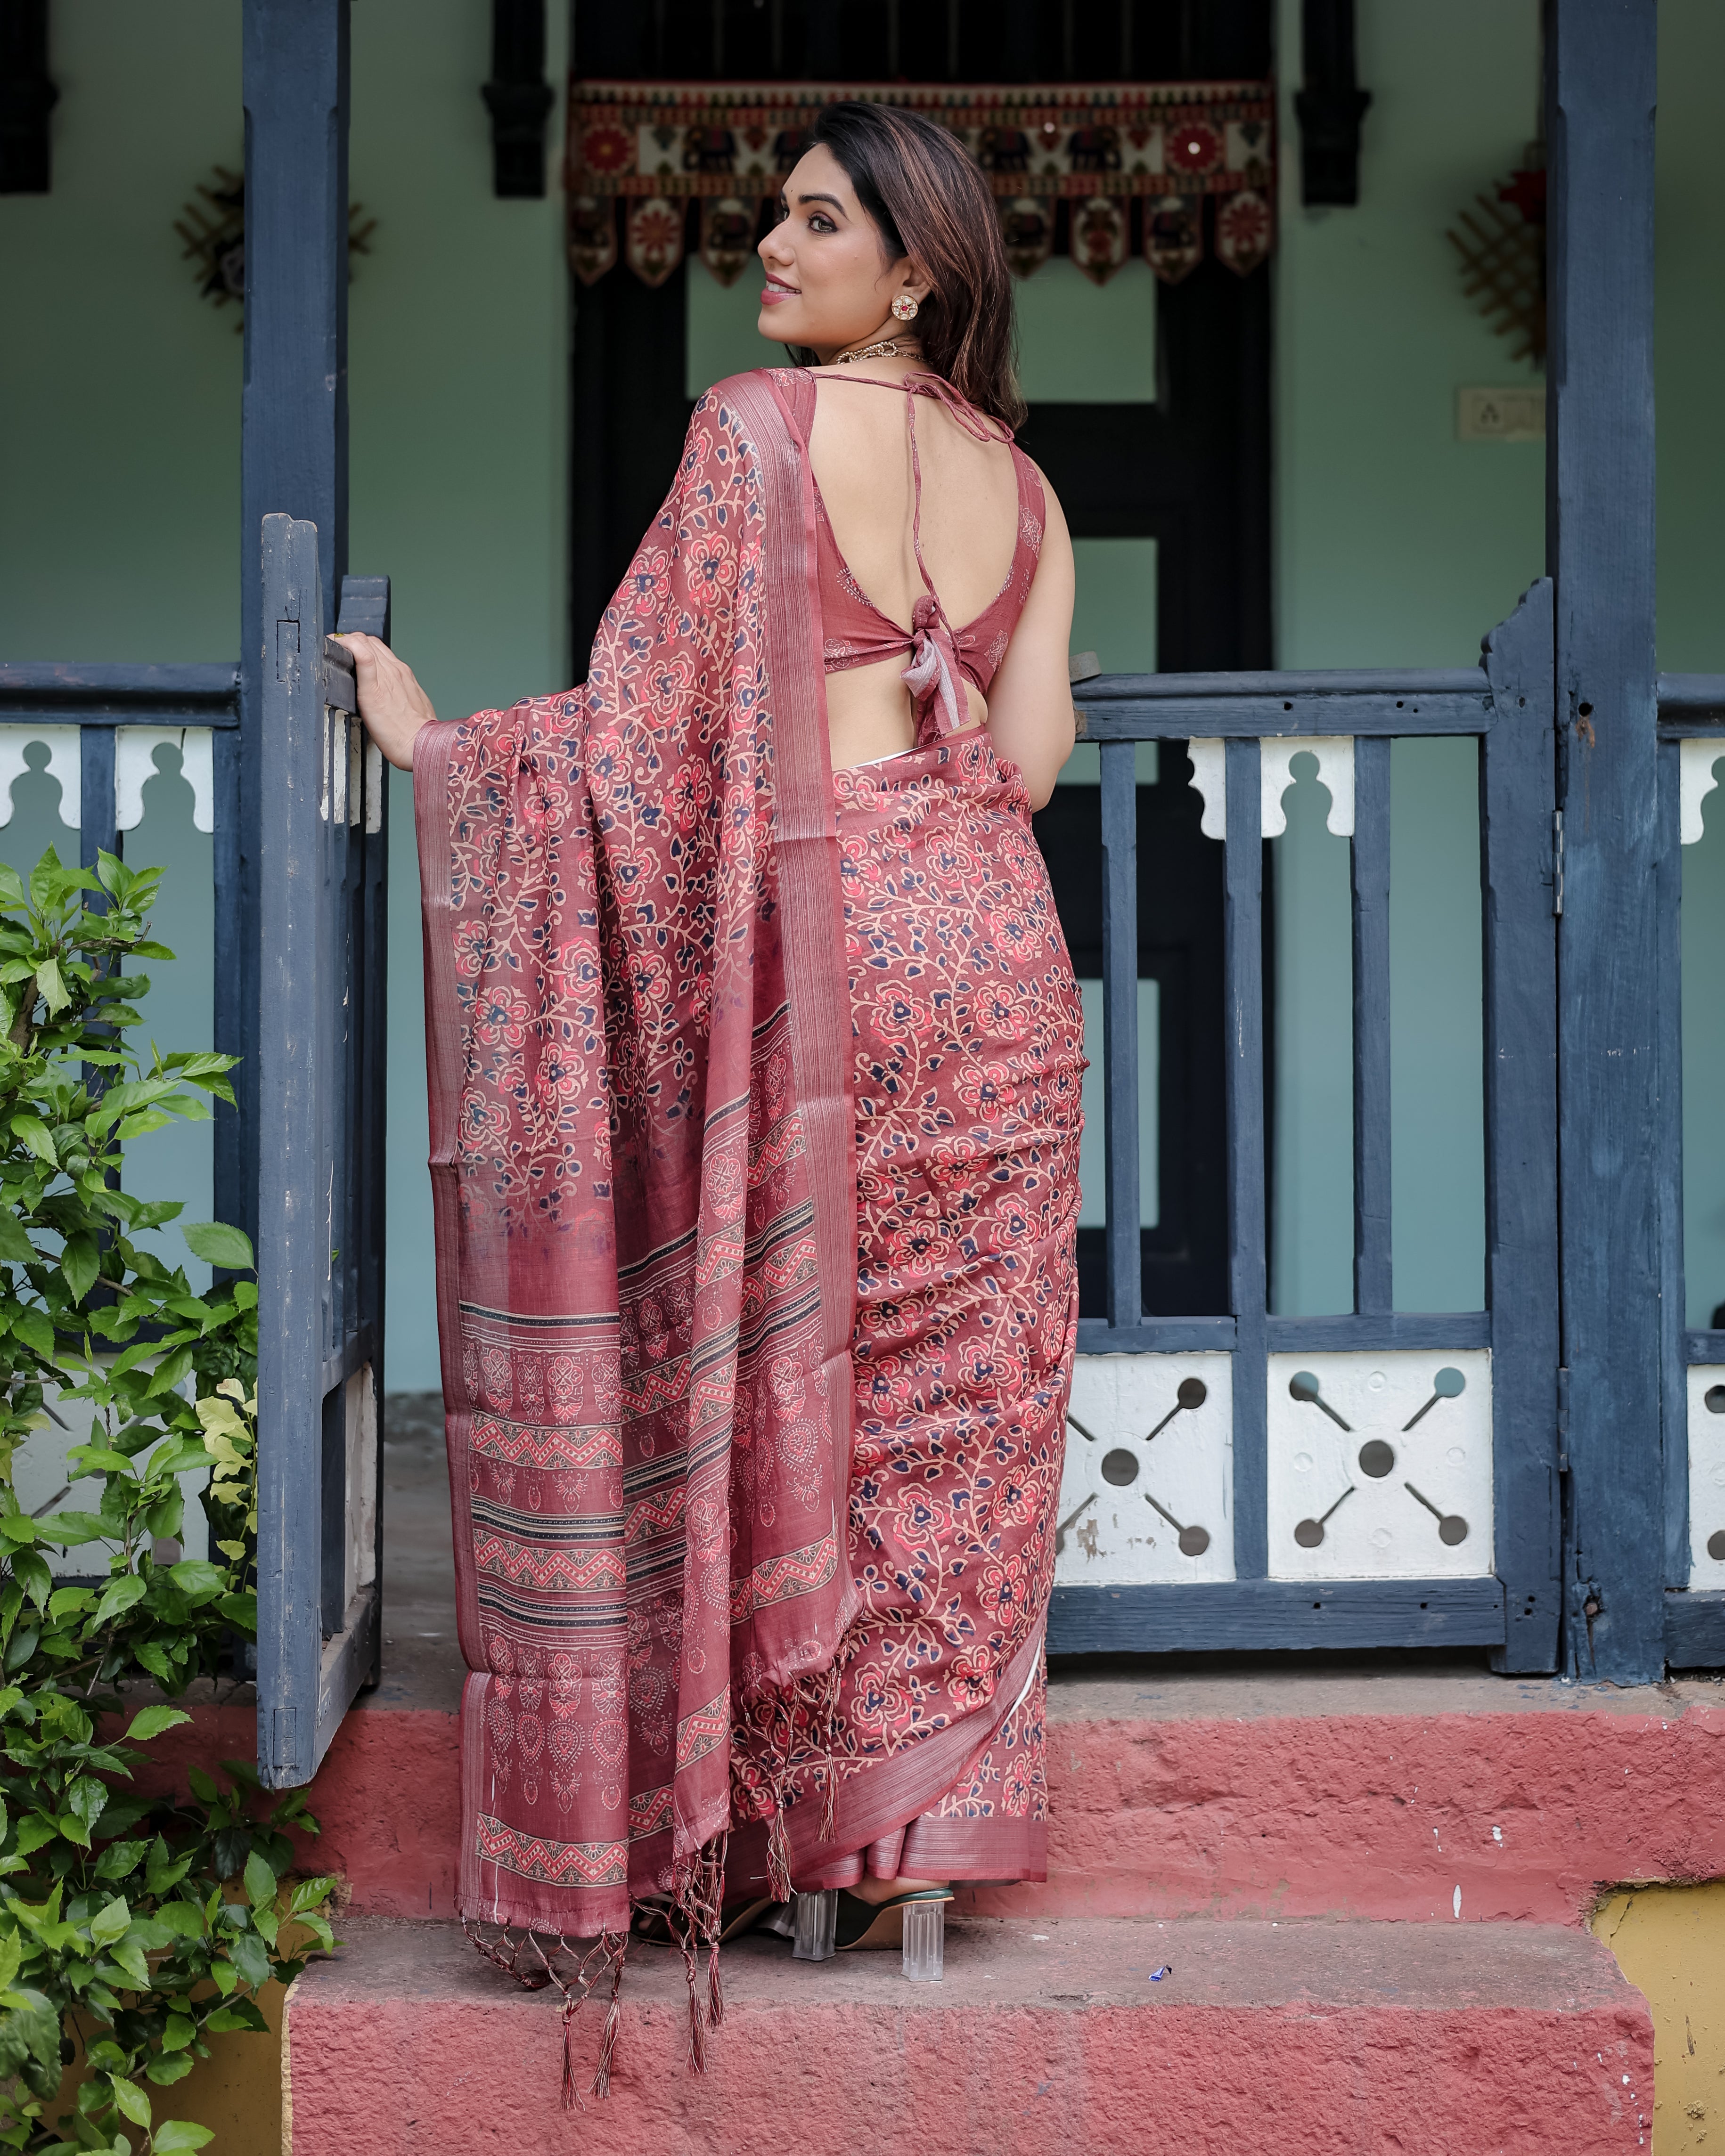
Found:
<box><xmin>564</xmin><ymin>80</ymin><xmax>1275</xmax><ymax>290</ymax></box>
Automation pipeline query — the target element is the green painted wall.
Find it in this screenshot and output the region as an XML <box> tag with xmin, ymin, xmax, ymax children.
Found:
<box><xmin>1270</xmin><ymin>0</ymin><xmax>1725</xmax><ymax>1321</ymax></box>
<box><xmin>1663</xmin><ymin>6</ymin><xmax>1725</xmax><ymax>1328</ymax></box>
<box><xmin>1268</xmin><ymin>0</ymin><xmax>1541</xmax><ymax>1315</ymax></box>
<box><xmin>0</xmin><ymin>0</ymin><xmax>568</xmax><ymax>1385</ymax></box>
<box><xmin>4</xmin><ymin>0</ymin><xmax>1721</xmax><ymax>1371</ymax></box>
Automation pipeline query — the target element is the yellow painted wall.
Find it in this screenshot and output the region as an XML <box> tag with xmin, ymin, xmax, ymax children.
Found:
<box><xmin>1595</xmin><ymin>1882</ymin><xmax>1725</xmax><ymax>2153</ymax></box>
<box><xmin>38</xmin><ymin>1978</ymin><xmax>285</xmax><ymax>2153</ymax></box>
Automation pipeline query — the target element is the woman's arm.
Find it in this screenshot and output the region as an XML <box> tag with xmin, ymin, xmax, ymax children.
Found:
<box><xmin>984</xmin><ymin>472</ymin><xmax>1078</xmax><ymax>810</ymax></box>
<box><xmin>338</xmin><ymin>632</ymin><xmax>439</xmax><ymax>771</ymax></box>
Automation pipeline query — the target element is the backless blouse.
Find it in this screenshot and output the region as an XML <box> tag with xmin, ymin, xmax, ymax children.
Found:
<box><xmin>776</xmin><ymin>368</ymin><xmax>1046</xmax><ymax>747</ymax></box>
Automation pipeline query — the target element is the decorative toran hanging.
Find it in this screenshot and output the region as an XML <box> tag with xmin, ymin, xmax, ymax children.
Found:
<box><xmin>565</xmin><ymin>81</ymin><xmax>1275</xmax><ymax>292</ymax></box>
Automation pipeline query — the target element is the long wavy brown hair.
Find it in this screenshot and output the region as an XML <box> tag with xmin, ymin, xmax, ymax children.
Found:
<box><xmin>803</xmin><ymin>101</ymin><xmax>1024</xmax><ymax>431</ymax></box>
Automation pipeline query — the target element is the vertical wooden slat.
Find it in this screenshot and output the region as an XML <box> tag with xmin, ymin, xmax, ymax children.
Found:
<box><xmin>244</xmin><ymin>0</ymin><xmax>353</xmax><ymax>1782</ymax></box>
<box><xmin>255</xmin><ymin>513</ymin><xmax>328</xmax><ymax>1787</ymax></box>
<box><xmin>78</xmin><ymin>726</ymin><xmax>118</xmax><ymax>1098</ymax></box>
<box><xmin>1657</xmin><ymin>732</ymin><xmax>1689</xmax><ymax>1586</ymax></box>
<box><xmin>211</xmin><ymin>726</ymin><xmax>244</xmax><ymax>1237</ymax></box>
<box><xmin>1099</xmin><ymin>740</ymin><xmax>1141</xmax><ymax>1329</ymax></box>
<box><xmin>338</xmin><ymin>572</ymin><xmax>391</xmax><ymax>1689</ymax></box>
<box><xmin>238</xmin><ymin>0</ymin><xmax>351</xmax><ymax>1257</ymax></box>
<box><xmin>77</xmin><ymin>725</ymin><xmax>116</xmax><ymax>882</ymax></box>
<box><xmin>1482</xmin><ymin>580</ymin><xmax>1562</xmax><ymax>1673</ymax></box>
<box><xmin>1350</xmin><ymin>733</ymin><xmax>1392</xmax><ymax>1314</ymax></box>
<box><xmin>0</xmin><ymin>0</ymin><xmax>57</xmax><ymax>195</ymax></box>
<box><xmin>1000</xmin><ymin>0</ymin><xmax>1036</xmax><ymax>80</ymax></box>
<box><xmin>1225</xmin><ymin>734</ymin><xmax>1268</xmax><ymax>1577</ymax></box>
<box><xmin>319</xmin><ymin>1382</ymin><xmax>347</xmax><ymax>1639</ymax></box>
<box><xmin>1547</xmin><ymin>0</ymin><xmax>1663</xmax><ymax>1682</ymax></box>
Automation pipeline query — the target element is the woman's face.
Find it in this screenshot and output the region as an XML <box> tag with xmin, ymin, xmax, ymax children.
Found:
<box><xmin>757</xmin><ymin>144</ymin><xmax>928</xmax><ymax>358</ymax></box>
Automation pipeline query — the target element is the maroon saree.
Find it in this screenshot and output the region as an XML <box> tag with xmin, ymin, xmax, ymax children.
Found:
<box><xmin>418</xmin><ymin>368</ymin><xmax>1083</xmax><ymax>2085</ymax></box>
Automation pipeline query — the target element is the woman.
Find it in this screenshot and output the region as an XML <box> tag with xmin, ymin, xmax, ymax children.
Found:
<box><xmin>348</xmin><ymin>100</ymin><xmax>1084</xmax><ymax>2082</ymax></box>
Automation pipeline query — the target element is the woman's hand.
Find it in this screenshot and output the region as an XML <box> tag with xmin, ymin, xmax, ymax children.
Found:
<box><xmin>336</xmin><ymin>632</ymin><xmax>438</xmax><ymax>771</ymax></box>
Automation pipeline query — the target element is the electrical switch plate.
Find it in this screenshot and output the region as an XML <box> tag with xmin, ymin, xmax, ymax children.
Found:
<box><xmin>1457</xmin><ymin>385</ymin><xmax>1545</xmax><ymax>441</ymax></box>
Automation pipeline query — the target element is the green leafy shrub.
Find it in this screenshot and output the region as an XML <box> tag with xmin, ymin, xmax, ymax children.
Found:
<box><xmin>0</xmin><ymin>850</ymin><xmax>335</xmax><ymax>2153</ymax></box>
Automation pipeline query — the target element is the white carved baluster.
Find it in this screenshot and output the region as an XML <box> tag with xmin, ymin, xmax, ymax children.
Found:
<box><xmin>0</xmin><ymin>727</ymin><xmax>81</xmax><ymax>829</ymax></box>
<box><xmin>1679</xmin><ymin>738</ymin><xmax>1725</xmax><ymax>845</ymax></box>
<box><xmin>1260</xmin><ymin>736</ymin><xmax>1356</xmax><ymax>837</ymax></box>
<box><xmin>114</xmin><ymin>727</ymin><xmax>216</xmax><ymax>835</ymax></box>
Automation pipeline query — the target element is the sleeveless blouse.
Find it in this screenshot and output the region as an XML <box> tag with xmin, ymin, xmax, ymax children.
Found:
<box><xmin>776</xmin><ymin>368</ymin><xmax>1046</xmax><ymax>748</ymax></box>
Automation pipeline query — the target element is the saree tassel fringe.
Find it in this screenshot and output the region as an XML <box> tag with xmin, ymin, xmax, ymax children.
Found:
<box><xmin>458</xmin><ymin>1920</ymin><xmax>629</xmax><ymax>2110</ymax></box>
<box><xmin>588</xmin><ymin>1933</ymin><xmax>628</xmax><ymax>2103</ymax></box>
<box><xmin>819</xmin><ymin>1760</ymin><xmax>838</xmax><ymax>1845</ymax></box>
<box><xmin>707</xmin><ymin>1934</ymin><xmax>724</xmax><ymax>2029</ymax></box>
<box><xmin>766</xmin><ymin>1805</ymin><xmax>793</xmax><ymax>1902</ymax></box>
<box><xmin>673</xmin><ymin>1830</ymin><xmax>728</xmax><ymax>2071</ymax></box>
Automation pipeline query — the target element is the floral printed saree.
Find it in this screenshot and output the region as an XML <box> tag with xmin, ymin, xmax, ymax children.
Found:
<box><xmin>416</xmin><ymin>368</ymin><xmax>1083</xmax><ymax>2090</ymax></box>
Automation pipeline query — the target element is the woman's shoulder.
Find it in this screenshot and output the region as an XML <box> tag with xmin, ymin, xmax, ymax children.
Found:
<box><xmin>690</xmin><ymin>366</ymin><xmax>813</xmax><ymax>446</ymax></box>
<box><xmin>695</xmin><ymin>365</ymin><xmax>802</xmax><ymax>409</ymax></box>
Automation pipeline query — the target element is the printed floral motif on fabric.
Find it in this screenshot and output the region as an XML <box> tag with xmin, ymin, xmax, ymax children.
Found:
<box><xmin>733</xmin><ymin>729</ymin><xmax>1084</xmax><ymax>1833</ymax></box>
<box><xmin>419</xmin><ymin>378</ymin><xmax>857</xmax><ymax>1940</ymax></box>
<box><xmin>933</xmin><ymin>1658</ymin><xmax>1049</xmax><ymax>1821</ymax></box>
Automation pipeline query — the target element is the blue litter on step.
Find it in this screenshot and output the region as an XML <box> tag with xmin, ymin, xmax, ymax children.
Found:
<box><xmin>1149</xmin><ymin>1966</ymin><xmax>1172</xmax><ymax>1981</ymax></box>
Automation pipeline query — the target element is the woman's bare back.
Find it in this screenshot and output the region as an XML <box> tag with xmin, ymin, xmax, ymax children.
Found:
<box><xmin>809</xmin><ymin>374</ymin><xmax>1019</xmax><ymax>765</ymax></box>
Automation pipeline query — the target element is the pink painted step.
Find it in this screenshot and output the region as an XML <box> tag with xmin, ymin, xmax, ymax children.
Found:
<box><xmin>137</xmin><ymin>1667</ymin><xmax>1725</xmax><ymax>1928</ymax></box>
<box><xmin>989</xmin><ymin>1669</ymin><xmax>1725</xmax><ymax>1927</ymax></box>
<box><xmin>282</xmin><ymin>1913</ymin><xmax>1653</xmax><ymax>2156</ymax></box>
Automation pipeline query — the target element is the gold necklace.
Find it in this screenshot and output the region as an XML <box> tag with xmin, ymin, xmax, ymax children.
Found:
<box><xmin>832</xmin><ymin>338</ymin><xmax>925</xmax><ymax>366</ymax></box>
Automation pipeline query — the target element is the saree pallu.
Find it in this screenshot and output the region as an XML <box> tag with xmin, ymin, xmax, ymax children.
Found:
<box><xmin>417</xmin><ymin>371</ymin><xmax>862</xmax><ymax>1959</ymax></box>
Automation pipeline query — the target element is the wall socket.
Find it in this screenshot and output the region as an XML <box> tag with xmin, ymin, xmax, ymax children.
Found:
<box><xmin>1457</xmin><ymin>384</ymin><xmax>1546</xmax><ymax>441</ymax></box>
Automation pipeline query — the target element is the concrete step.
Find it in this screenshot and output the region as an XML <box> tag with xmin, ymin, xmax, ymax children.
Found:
<box><xmin>282</xmin><ymin>1913</ymin><xmax>1653</xmax><ymax>2155</ymax></box>
<box><xmin>138</xmin><ymin>1663</ymin><xmax>1725</xmax><ymax>1927</ymax></box>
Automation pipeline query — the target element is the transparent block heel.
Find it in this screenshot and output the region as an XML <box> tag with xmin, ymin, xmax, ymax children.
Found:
<box><xmin>901</xmin><ymin>1898</ymin><xmax>944</xmax><ymax>1982</ymax></box>
<box><xmin>792</xmin><ymin>1888</ymin><xmax>838</xmax><ymax>1961</ymax></box>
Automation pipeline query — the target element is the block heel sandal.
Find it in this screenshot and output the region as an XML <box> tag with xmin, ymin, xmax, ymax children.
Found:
<box><xmin>833</xmin><ymin>1886</ymin><xmax>953</xmax><ymax>1977</ymax></box>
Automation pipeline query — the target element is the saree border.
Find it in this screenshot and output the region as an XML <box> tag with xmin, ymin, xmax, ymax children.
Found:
<box><xmin>728</xmin><ymin>1621</ymin><xmax>1046</xmax><ymax>1888</ymax></box>
<box><xmin>413</xmin><ymin>716</ymin><xmax>487</xmax><ymax>1681</ymax></box>
<box><xmin>724</xmin><ymin>369</ymin><xmax>859</xmax><ymax>1494</ymax></box>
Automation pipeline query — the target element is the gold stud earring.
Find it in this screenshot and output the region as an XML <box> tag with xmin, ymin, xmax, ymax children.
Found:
<box><xmin>891</xmin><ymin>293</ymin><xmax>920</xmax><ymax>322</ymax></box>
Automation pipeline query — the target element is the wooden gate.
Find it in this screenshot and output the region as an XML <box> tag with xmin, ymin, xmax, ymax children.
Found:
<box><xmin>1050</xmin><ymin>590</ymin><xmax>1562</xmax><ymax>1667</ymax></box>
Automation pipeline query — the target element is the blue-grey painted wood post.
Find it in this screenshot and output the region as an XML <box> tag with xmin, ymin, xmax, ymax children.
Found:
<box><xmin>211</xmin><ymin>728</ymin><xmax>244</xmax><ymax>1232</ymax></box>
<box><xmin>229</xmin><ymin>0</ymin><xmax>351</xmax><ymax>1251</ymax></box>
<box><xmin>1225</xmin><ymin>734</ymin><xmax>1268</xmax><ymax>1576</ymax></box>
<box><xmin>1350</xmin><ymin>734</ymin><xmax>1392</xmax><ymax>1314</ymax></box>
<box><xmin>77</xmin><ymin>727</ymin><xmax>120</xmax><ymax>1097</ymax></box>
<box><xmin>256</xmin><ymin>514</ymin><xmax>328</xmax><ymax>1787</ymax></box>
<box><xmin>77</xmin><ymin>727</ymin><xmax>116</xmax><ymax>885</ymax></box>
<box><xmin>1657</xmin><ymin>732</ymin><xmax>1689</xmax><ymax>1589</ymax></box>
<box><xmin>1547</xmin><ymin>0</ymin><xmax>1663</xmax><ymax>1681</ymax></box>
<box><xmin>1482</xmin><ymin>582</ymin><xmax>1563</xmax><ymax>1673</ymax></box>
<box><xmin>1099</xmin><ymin>740</ymin><xmax>1141</xmax><ymax>1328</ymax></box>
